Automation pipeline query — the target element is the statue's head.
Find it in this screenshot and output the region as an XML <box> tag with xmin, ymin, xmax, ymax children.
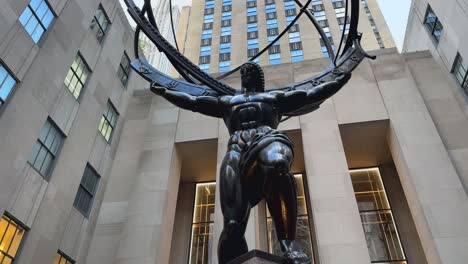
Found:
<box><xmin>240</xmin><ymin>62</ymin><xmax>265</xmax><ymax>93</ymax></box>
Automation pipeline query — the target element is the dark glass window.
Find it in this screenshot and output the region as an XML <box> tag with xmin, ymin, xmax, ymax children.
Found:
<box><xmin>29</xmin><ymin>119</ymin><xmax>65</xmax><ymax>178</ymax></box>
<box><xmin>117</xmin><ymin>52</ymin><xmax>131</xmax><ymax>87</ymax></box>
<box><xmin>452</xmin><ymin>53</ymin><xmax>468</xmax><ymax>94</ymax></box>
<box><xmin>90</xmin><ymin>5</ymin><xmax>110</xmax><ymax>43</ymax></box>
<box><xmin>0</xmin><ymin>63</ymin><xmax>17</xmax><ymax>109</ymax></box>
<box><xmin>74</xmin><ymin>165</ymin><xmax>100</xmax><ymax>217</ymax></box>
<box><xmin>64</xmin><ymin>54</ymin><xmax>90</xmax><ymax>99</ymax></box>
<box><xmin>99</xmin><ymin>101</ymin><xmax>118</xmax><ymax>143</ymax></box>
<box><xmin>18</xmin><ymin>0</ymin><xmax>54</xmax><ymax>43</ymax></box>
<box><xmin>423</xmin><ymin>5</ymin><xmax>443</xmax><ymax>42</ymax></box>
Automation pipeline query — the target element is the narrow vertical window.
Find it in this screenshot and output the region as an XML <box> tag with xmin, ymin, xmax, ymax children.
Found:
<box><xmin>189</xmin><ymin>182</ymin><xmax>216</xmax><ymax>264</ymax></box>
<box><xmin>54</xmin><ymin>251</ymin><xmax>75</xmax><ymax>264</ymax></box>
<box><xmin>0</xmin><ymin>64</ymin><xmax>17</xmax><ymax>109</ymax></box>
<box><xmin>64</xmin><ymin>54</ymin><xmax>90</xmax><ymax>100</ymax></box>
<box><xmin>18</xmin><ymin>0</ymin><xmax>54</xmax><ymax>43</ymax></box>
<box><xmin>0</xmin><ymin>213</ymin><xmax>27</xmax><ymax>263</ymax></box>
<box><xmin>98</xmin><ymin>101</ymin><xmax>118</xmax><ymax>143</ymax></box>
<box><xmin>350</xmin><ymin>168</ymin><xmax>407</xmax><ymax>264</ymax></box>
<box><xmin>29</xmin><ymin>119</ymin><xmax>65</xmax><ymax>178</ymax></box>
<box><xmin>423</xmin><ymin>5</ymin><xmax>443</xmax><ymax>43</ymax></box>
<box><xmin>266</xmin><ymin>174</ymin><xmax>314</xmax><ymax>259</ymax></box>
<box><xmin>117</xmin><ymin>52</ymin><xmax>131</xmax><ymax>87</ymax></box>
<box><xmin>90</xmin><ymin>5</ymin><xmax>110</xmax><ymax>43</ymax></box>
<box><xmin>73</xmin><ymin>165</ymin><xmax>100</xmax><ymax>217</ymax></box>
<box><xmin>452</xmin><ymin>53</ymin><xmax>468</xmax><ymax>94</ymax></box>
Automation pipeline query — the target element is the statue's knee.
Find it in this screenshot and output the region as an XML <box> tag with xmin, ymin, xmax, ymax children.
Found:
<box><xmin>263</xmin><ymin>155</ymin><xmax>291</xmax><ymax>174</ymax></box>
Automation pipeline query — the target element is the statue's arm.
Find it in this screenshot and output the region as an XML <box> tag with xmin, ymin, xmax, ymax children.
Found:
<box><xmin>274</xmin><ymin>74</ymin><xmax>349</xmax><ymax>114</ymax></box>
<box><xmin>152</xmin><ymin>85</ymin><xmax>224</xmax><ymax>118</ymax></box>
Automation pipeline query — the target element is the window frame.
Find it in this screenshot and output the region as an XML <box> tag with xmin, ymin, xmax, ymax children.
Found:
<box><xmin>64</xmin><ymin>52</ymin><xmax>92</xmax><ymax>100</ymax></box>
<box><xmin>118</xmin><ymin>51</ymin><xmax>131</xmax><ymax>87</ymax></box>
<box><xmin>0</xmin><ymin>60</ymin><xmax>19</xmax><ymax>113</ymax></box>
<box><xmin>98</xmin><ymin>100</ymin><xmax>119</xmax><ymax>143</ymax></box>
<box><xmin>90</xmin><ymin>4</ymin><xmax>111</xmax><ymax>44</ymax></box>
<box><xmin>423</xmin><ymin>5</ymin><xmax>443</xmax><ymax>43</ymax></box>
<box><xmin>18</xmin><ymin>0</ymin><xmax>56</xmax><ymax>44</ymax></box>
<box><xmin>451</xmin><ymin>52</ymin><xmax>468</xmax><ymax>96</ymax></box>
<box><xmin>28</xmin><ymin>118</ymin><xmax>66</xmax><ymax>179</ymax></box>
<box><xmin>0</xmin><ymin>212</ymin><xmax>29</xmax><ymax>264</ymax></box>
<box><xmin>349</xmin><ymin>167</ymin><xmax>408</xmax><ymax>263</ymax></box>
<box><xmin>73</xmin><ymin>164</ymin><xmax>101</xmax><ymax>218</ymax></box>
<box><xmin>55</xmin><ymin>250</ymin><xmax>76</xmax><ymax>264</ymax></box>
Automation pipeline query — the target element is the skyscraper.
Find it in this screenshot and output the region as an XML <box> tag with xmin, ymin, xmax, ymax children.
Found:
<box><xmin>175</xmin><ymin>0</ymin><xmax>395</xmax><ymax>74</ymax></box>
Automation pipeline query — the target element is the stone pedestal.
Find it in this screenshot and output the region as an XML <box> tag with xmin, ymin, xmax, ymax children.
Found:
<box><xmin>227</xmin><ymin>250</ymin><xmax>287</xmax><ymax>264</ymax></box>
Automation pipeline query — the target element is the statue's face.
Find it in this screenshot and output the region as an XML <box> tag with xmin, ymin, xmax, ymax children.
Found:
<box><xmin>241</xmin><ymin>74</ymin><xmax>256</xmax><ymax>93</ymax></box>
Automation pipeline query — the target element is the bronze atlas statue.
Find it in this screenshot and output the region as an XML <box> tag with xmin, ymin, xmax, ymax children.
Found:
<box><xmin>123</xmin><ymin>0</ymin><xmax>375</xmax><ymax>263</ymax></box>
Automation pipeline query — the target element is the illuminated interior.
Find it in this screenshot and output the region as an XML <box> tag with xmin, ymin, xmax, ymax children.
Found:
<box><xmin>266</xmin><ymin>174</ymin><xmax>314</xmax><ymax>261</ymax></box>
<box><xmin>350</xmin><ymin>168</ymin><xmax>407</xmax><ymax>264</ymax></box>
<box><xmin>0</xmin><ymin>214</ymin><xmax>26</xmax><ymax>264</ymax></box>
<box><xmin>188</xmin><ymin>182</ymin><xmax>216</xmax><ymax>264</ymax></box>
<box><xmin>54</xmin><ymin>251</ymin><xmax>74</xmax><ymax>264</ymax></box>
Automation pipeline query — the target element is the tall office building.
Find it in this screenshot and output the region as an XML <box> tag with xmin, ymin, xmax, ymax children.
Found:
<box><xmin>139</xmin><ymin>0</ymin><xmax>181</xmax><ymax>75</ymax></box>
<box><xmin>175</xmin><ymin>0</ymin><xmax>395</xmax><ymax>74</ymax></box>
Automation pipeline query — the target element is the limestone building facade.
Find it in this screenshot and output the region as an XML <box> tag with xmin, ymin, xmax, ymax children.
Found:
<box><xmin>2</xmin><ymin>0</ymin><xmax>468</xmax><ymax>264</ymax></box>
<box><xmin>0</xmin><ymin>0</ymin><xmax>145</xmax><ymax>263</ymax></box>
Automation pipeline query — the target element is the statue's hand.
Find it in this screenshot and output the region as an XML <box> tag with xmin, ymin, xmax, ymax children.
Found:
<box><xmin>150</xmin><ymin>82</ymin><xmax>166</xmax><ymax>95</ymax></box>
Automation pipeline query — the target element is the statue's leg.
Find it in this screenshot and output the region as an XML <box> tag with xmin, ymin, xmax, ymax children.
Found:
<box><xmin>259</xmin><ymin>142</ymin><xmax>310</xmax><ymax>264</ymax></box>
<box><xmin>218</xmin><ymin>149</ymin><xmax>251</xmax><ymax>264</ymax></box>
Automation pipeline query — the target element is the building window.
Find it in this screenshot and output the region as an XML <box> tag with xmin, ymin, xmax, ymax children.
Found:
<box><xmin>98</xmin><ymin>101</ymin><xmax>118</xmax><ymax>143</ymax></box>
<box><xmin>73</xmin><ymin>165</ymin><xmax>100</xmax><ymax>217</ymax></box>
<box><xmin>0</xmin><ymin>63</ymin><xmax>17</xmax><ymax>109</ymax></box>
<box><xmin>54</xmin><ymin>251</ymin><xmax>75</xmax><ymax>264</ymax></box>
<box><xmin>64</xmin><ymin>54</ymin><xmax>90</xmax><ymax>100</ymax></box>
<box><xmin>29</xmin><ymin>119</ymin><xmax>65</xmax><ymax>178</ymax></box>
<box><xmin>117</xmin><ymin>52</ymin><xmax>131</xmax><ymax>87</ymax></box>
<box><xmin>90</xmin><ymin>5</ymin><xmax>110</xmax><ymax>43</ymax></box>
<box><xmin>0</xmin><ymin>213</ymin><xmax>27</xmax><ymax>264</ymax></box>
<box><xmin>189</xmin><ymin>182</ymin><xmax>216</xmax><ymax>264</ymax></box>
<box><xmin>266</xmin><ymin>174</ymin><xmax>313</xmax><ymax>259</ymax></box>
<box><xmin>452</xmin><ymin>53</ymin><xmax>468</xmax><ymax>94</ymax></box>
<box><xmin>18</xmin><ymin>0</ymin><xmax>54</xmax><ymax>43</ymax></box>
<box><xmin>423</xmin><ymin>5</ymin><xmax>443</xmax><ymax>43</ymax></box>
<box><xmin>350</xmin><ymin>168</ymin><xmax>407</xmax><ymax>264</ymax></box>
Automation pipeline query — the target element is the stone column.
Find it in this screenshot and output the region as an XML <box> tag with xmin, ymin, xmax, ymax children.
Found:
<box><xmin>374</xmin><ymin>52</ymin><xmax>468</xmax><ymax>264</ymax></box>
<box><xmin>115</xmin><ymin>95</ymin><xmax>182</xmax><ymax>264</ymax></box>
<box><xmin>300</xmin><ymin>100</ymin><xmax>371</xmax><ymax>264</ymax></box>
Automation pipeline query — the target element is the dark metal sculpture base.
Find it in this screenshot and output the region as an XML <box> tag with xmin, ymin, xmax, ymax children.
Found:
<box><xmin>227</xmin><ymin>250</ymin><xmax>287</xmax><ymax>264</ymax></box>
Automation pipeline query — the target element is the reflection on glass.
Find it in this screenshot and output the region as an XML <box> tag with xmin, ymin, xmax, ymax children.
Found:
<box><xmin>266</xmin><ymin>174</ymin><xmax>314</xmax><ymax>261</ymax></box>
<box><xmin>189</xmin><ymin>182</ymin><xmax>216</xmax><ymax>264</ymax></box>
<box><xmin>350</xmin><ymin>168</ymin><xmax>407</xmax><ymax>264</ymax></box>
<box><xmin>0</xmin><ymin>214</ymin><xmax>26</xmax><ymax>264</ymax></box>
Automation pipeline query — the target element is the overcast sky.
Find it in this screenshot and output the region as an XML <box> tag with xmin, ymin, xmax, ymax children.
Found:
<box><xmin>120</xmin><ymin>0</ymin><xmax>411</xmax><ymax>51</ymax></box>
<box><xmin>376</xmin><ymin>0</ymin><xmax>411</xmax><ymax>51</ymax></box>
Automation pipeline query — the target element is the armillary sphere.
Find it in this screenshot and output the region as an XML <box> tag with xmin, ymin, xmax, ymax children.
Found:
<box><xmin>122</xmin><ymin>0</ymin><xmax>375</xmax><ymax>119</ymax></box>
